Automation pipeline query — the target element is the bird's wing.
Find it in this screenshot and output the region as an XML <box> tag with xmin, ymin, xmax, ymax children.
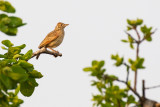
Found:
<box><xmin>38</xmin><ymin>31</ymin><xmax>59</xmax><ymax>49</ymax></box>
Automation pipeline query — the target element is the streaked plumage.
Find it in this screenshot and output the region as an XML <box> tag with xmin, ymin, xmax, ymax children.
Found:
<box><xmin>38</xmin><ymin>22</ymin><xmax>68</xmax><ymax>49</ymax></box>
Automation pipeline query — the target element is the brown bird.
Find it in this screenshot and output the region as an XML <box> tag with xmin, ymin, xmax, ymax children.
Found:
<box><xmin>38</xmin><ymin>22</ymin><xmax>69</xmax><ymax>52</ymax></box>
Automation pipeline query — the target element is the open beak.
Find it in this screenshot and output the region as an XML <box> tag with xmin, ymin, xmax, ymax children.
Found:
<box><xmin>64</xmin><ymin>24</ymin><xmax>69</xmax><ymax>27</ymax></box>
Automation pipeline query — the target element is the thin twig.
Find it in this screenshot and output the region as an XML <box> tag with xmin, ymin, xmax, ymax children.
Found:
<box><xmin>124</xmin><ymin>31</ymin><xmax>137</xmax><ymax>43</ymax></box>
<box><xmin>123</xmin><ymin>63</ymin><xmax>130</xmax><ymax>82</ymax></box>
<box><xmin>134</xmin><ymin>27</ymin><xmax>141</xmax><ymax>41</ymax></box>
<box><xmin>142</xmin><ymin>80</ymin><xmax>145</xmax><ymax>98</ymax></box>
<box><xmin>31</xmin><ymin>47</ymin><xmax>62</xmax><ymax>60</ymax></box>
<box><xmin>102</xmin><ymin>75</ymin><xmax>142</xmax><ymax>102</ymax></box>
<box><xmin>134</xmin><ymin>42</ymin><xmax>139</xmax><ymax>91</ymax></box>
<box><xmin>145</xmin><ymin>84</ymin><xmax>160</xmax><ymax>90</ymax></box>
<box><xmin>133</xmin><ymin>27</ymin><xmax>141</xmax><ymax>92</ymax></box>
<box><xmin>116</xmin><ymin>79</ymin><xmax>142</xmax><ymax>100</ymax></box>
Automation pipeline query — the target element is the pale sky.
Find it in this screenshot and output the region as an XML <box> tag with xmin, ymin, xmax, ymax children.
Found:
<box><xmin>1</xmin><ymin>0</ymin><xmax>160</xmax><ymax>107</ymax></box>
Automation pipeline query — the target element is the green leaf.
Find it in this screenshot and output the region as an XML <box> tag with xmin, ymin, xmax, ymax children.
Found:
<box><xmin>1</xmin><ymin>40</ymin><xmax>13</xmax><ymax>47</ymax></box>
<box><xmin>0</xmin><ymin>60</ymin><xmax>7</xmax><ymax>67</ymax></box>
<box><xmin>0</xmin><ymin>23</ymin><xmax>8</xmax><ymax>33</ymax></box>
<box><xmin>0</xmin><ymin>1</ymin><xmax>15</xmax><ymax>13</ymax></box>
<box><xmin>127</xmin><ymin>18</ymin><xmax>143</xmax><ymax>27</ymax></box>
<box><xmin>2</xmin><ymin>66</ymin><xmax>12</xmax><ymax>75</ymax></box>
<box><xmin>22</xmin><ymin>49</ymin><xmax>33</xmax><ymax>61</ymax></box>
<box><xmin>13</xmin><ymin>54</ymin><xmax>21</xmax><ymax>59</ymax></box>
<box><xmin>16</xmin><ymin>44</ymin><xmax>26</xmax><ymax>49</ymax></box>
<box><xmin>0</xmin><ymin>91</ymin><xmax>4</xmax><ymax>98</ymax></box>
<box><xmin>128</xmin><ymin>35</ymin><xmax>133</xmax><ymax>43</ymax></box>
<box><xmin>127</xmin><ymin>95</ymin><xmax>136</xmax><ymax>104</ymax></box>
<box><xmin>141</xmin><ymin>25</ymin><xmax>153</xmax><ymax>42</ymax></box>
<box><xmin>145</xmin><ymin>35</ymin><xmax>152</xmax><ymax>41</ymax></box>
<box><xmin>9</xmin><ymin>65</ymin><xmax>28</xmax><ymax>82</ymax></box>
<box><xmin>92</xmin><ymin>60</ymin><xmax>98</xmax><ymax>66</ymax></box>
<box><xmin>127</xmin><ymin>19</ymin><xmax>136</xmax><ymax>26</ymax></box>
<box><xmin>0</xmin><ymin>14</ymin><xmax>26</xmax><ymax>36</ymax></box>
<box><xmin>27</xmin><ymin>78</ymin><xmax>38</xmax><ymax>87</ymax></box>
<box><xmin>18</xmin><ymin>60</ymin><xmax>34</xmax><ymax>72</ymax></box>
<box><xmin>136</xmin><ymin>58</ymin><xmax>145</xmax><ymax>69</ymax></box>
<box><xmin>98</xmin><ymin>61</ymin><xmax>105</xmax><ymax>68</ymax></box>
<box><xmin>121</xmin><ymin>40</ymin><xmax>128</xmax><ymax>43</ymax></box>
<box><xmin>0</xmin><ymin>73</ymin><xmax>13</xmax><ymax>89</ymax></box>
<box><xmin>109</xmin><ymin>75</ymin><xmax>118</xmax><ymax>80</ymax></box>
<box><xmin>128</xmin><ymin>58</ymin><xmax>134</xmax><ymax>64</ymax></box>
<box><xmin>20</xmin><ymin>78</ymin><xmax>38</xmax><ymax>97</ymax></box>
<box><xmin>1</xmin><ymin>46</ymin><xmax>7</xmax><ymax>50</ymax></box>
<box><xmin>8</xmin><ymin>47</ymin><xmax>21</xmax><ymax>58</ymax></box>
<box><xmin>127</xmin><ymin>36</ymin><xmax>134</xmax><ymax>49</ymax></box>
<box><xmin>20</xmin><ymin>81</ymin><xmax>35</xmax><ymax>97</ymax></box>
<box><xmin>127</xmin><ymin>26</ymin><xmax>132</xmax><ymax>31</ymax></box>
<box><xmin>0</xmin><ymin>14</ymin><xmax>7</xmax><ymax>20</ymax></box>
<box><xmin>29</xmin><ymin>70</ymin><xmax>43</xmax><ymax>78</ymax></box>
<box><xmin>8</xmin><ymin>16</ymin><xmax>26</xmax><ymax>27</ymax></box>
<box><xmin>6</xmin><ymin>27</ymin><xmax>17</xmax><ymax>35</ymax></box>
<box><xmin>3</xmin><ymin>59</ymin><xmax>17</xmax><ymax>64</ymax></box>
<box><xmin>130</xmin><ymin>43</ymin><xmax>134</xmax><ymax>49</ymax></box>
<box><xmin>0</xmin><ymin>54</ymin><xmax>7</xmax><ymax>58</ymax></box>
<box><xmin>128</xmin><ymin>58</ymin><xmax>145</xmax><ymax>71</ymax></box>
<box><xmin>111</xmin><ymin>54</ymin><xmax>123</xmax><ymax>66</ymax></box>
<box><xmin>136</xmin><ymin>19</ymin><xmax>143</xmax><ymax>25</ymax></box>
<box><xmin>18</xmin><ymin>60</ymin><xmax>33</xmax><ymax>69</ymax></box>
<box><xmin>83</xmin><ymin>67</ymin><xmax>92</xmax><ymax>72</ymax></box>
<box><xmin>15</xmin><ymin>85</ymin><xmax>20</xmax><ymax>96</ymax></box>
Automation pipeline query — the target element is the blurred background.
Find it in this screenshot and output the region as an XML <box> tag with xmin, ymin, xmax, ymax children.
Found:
<box><xmin>1</xmin><ymin>0</ymin><xmax>160</xmax><ymax>106</ymax></box>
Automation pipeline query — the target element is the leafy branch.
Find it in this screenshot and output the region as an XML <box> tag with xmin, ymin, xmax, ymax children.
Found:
<box><xmin>0</xmin><ymin>40</ymin><xmax>43</xmax><ymax>106</ymax></box>
<box><xmin>83</xmin><ymin>18</ymin><xmax>160</xmax><ymax>107</ymax></box>
<box><xmin>0</xmin><ymin>0</ymin><xmax>25</xmax><ymax>36</ymax></box>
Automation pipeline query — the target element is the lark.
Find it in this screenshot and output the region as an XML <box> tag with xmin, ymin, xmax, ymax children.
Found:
<box><xmin>38</xmin><ymin>22</ymin><xmax>69</xmax><ymax>53</ymax></box>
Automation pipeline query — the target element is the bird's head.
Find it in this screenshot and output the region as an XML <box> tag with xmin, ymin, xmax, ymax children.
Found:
<box><xmin>55</xmin><ymin>22</ymin><xmax>69</xmax><ymax>30</ymax></box>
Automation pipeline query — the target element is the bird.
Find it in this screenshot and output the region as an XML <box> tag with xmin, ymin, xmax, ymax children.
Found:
<box><xmin>38</xmin><ymin>22</ymin><xmax>69</xmax><ymax>53</ymax></box>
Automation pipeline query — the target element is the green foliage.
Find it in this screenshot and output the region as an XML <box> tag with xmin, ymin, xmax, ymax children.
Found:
<box><xmin>0</xmin><ymin>1</ymin><xmax>15</xmax><ymax>13</ymax></box>
<box><xmin>20</xmin><ymin>77</ymin><xmax>38</xmax><ymax>97</ymax></box>
<box><xmin>0</xmin><ymin>0</ymin><xmax>26</xmax><ymax>36</ymax></box>
<box><xmin>127</xmin><ymin>18</ymin><xmax>143</xmax><ymax>28</ymax></box>
<box><xmin>111</xmin><ymin>54</ymin><xmax>123</xmax><ymax>66</ymax></box>
<box><xmin>21</xmin><ymin>50</ymin><xmax>33</xmax><ymax>61</ymax></box>
<box><xmin>122</xmin><ymin>18</ymin><xmax>154</xmax><ymax>52</ymax></box>
<box><xmin>83</xmin><ymin>60</ymin><xmax>136</xmax><ymax>107</ymax></box>
<box><xmin>2</xmin><ymin>39</ymin><xmax>13</xmax><ymax>47</ymax></box>
<box><xmin>84</xmin><ymin>19</ymin><xmax>155</xmax><ymax>107</ymax></box>
<box><xmin>0</xmin><ymin>14</ymin><xmax>26</xmax><ymax>35</ymax></box>
<box><xmin>121</xmin><ymin>35</ymin><xmax>134</xmax><ymax>49</ymax></box>
<box><xmin>141</xmin><ymin>25</ymin><xmax>153</xmax><ymax>41</ymax></box>
<box><xmin>83</xmin><ymin>60</ymin><xmax>105</xmax><ymax>79</ymax></box>
<box><xmin>0</xmin><ymin>40</ymin><xmax>43</xmax><ymax>106</ymax></box>
<box><xmin>128</xmin><ymin>58</ymin><xmax>145</xmax><ymax>71</ymax></box>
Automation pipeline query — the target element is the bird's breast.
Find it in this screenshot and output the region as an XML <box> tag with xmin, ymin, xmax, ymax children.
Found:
<box><xmin>48</xmin><ymin>31</ymin><xmax>65</xmax><ymax>48</ymax></box>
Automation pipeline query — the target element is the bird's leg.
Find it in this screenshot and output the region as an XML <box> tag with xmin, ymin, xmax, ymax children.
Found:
<box><xmin>48</xmin><ymin>47</ymin><xmax>59</xmax><ymax>55</ymax></box>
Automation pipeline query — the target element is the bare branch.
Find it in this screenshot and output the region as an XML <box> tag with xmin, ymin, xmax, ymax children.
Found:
<box><xmin>145</xmin><ymin>84</ymin><xmax>160</xmax><ymax>90</ymax></box>
<box><xmin>134</xmin><ymin>27</ymin><xmax>141</xmax><ymax>41</ymax></box>
<box><xmin>142</xmin><ymin>80</ymin><xmax>145</xmax><ymax>99</ymax></box>
<box><xmin>134</xmin><ymin>46</ymin><xmax>139</xmax><ymax>92</ymax></box>
<box><xmin>31</xmin><ymin>47</ymin><xmax>62</xmax><ymax>60</ymax></box>
<box><xmin>123</xmin><ymin>63</ymin><xmax>130</xmax><ymax>83</ymax></box>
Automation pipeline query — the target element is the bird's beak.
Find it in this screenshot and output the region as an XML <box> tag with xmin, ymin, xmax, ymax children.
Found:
<box><xmin>64</xmin><ymin>24</ymin><xmax>69</xmax><ymax>27</ymax></box>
